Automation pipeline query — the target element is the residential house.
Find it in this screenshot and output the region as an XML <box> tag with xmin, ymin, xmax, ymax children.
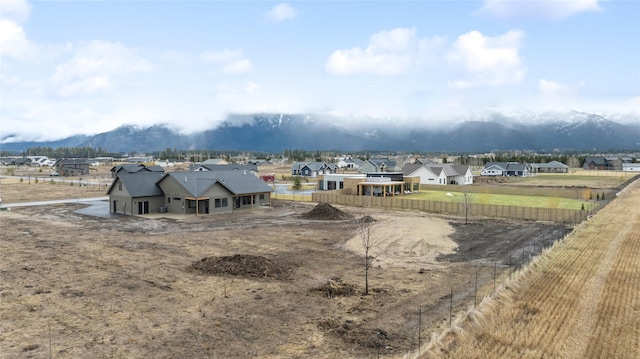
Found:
<box><xmin>531</xmin><ymin>160</ymin><xmax>570</xmax><ymax>173</ymax></box>
<box><xmin>336</xmin><ymin>157</ymin><xmax>364</xmax><ymax>170</ymax></box>
<box><xmin>622</xmin><ymin>163</ymin><xmax>640</xmax><ymax>172</ymax></box>
<box><xmin>403</xmin><ymin>163</ymin><xmax>473</xmax><ymax>185</ymax></box>
<box><xmin>54</xmin><ymin>159</ymin><xmax>91</xmax><ymax>176</ymax></box>
<box><xmin>107</xmin><ymin>172</ymin><xmax>165</xmax><ymax>215</ymax></box>
<box><xmin>582</xmin><ymin>157</ymin><xmax>619</xmax><ymax>170</ymax></box>
<box><xmin>358</xmin><ymin>158</ymin><xmax>400</xmax><ymax>173</ymax></box>
<box><xmin>482</xmin><ymin>162</ymin><xmax>531</xmax><ymax>177</ymax></box>
<box><xmin>291</xmin><ymin>162</ymin><xmax>337</xmax><ymax>177</ymax></box>
<box><xmin>111</xmin><ymin>164</ymin><xmax>165</xmax><ymax>178</ymax></box>
<box><xmin>0</xmin><ymin>157</ymin><xmax>31</xmax><ymax>166</ymax></box>
<box><xmin>107</xmin><ymin>170</ymin><xmax>273</xmax><ymax>216</ymax></box>
<box><xmin>190</xmin><ymin>163</ymin><xmax>258</xmax><ymax>174</ymax></box>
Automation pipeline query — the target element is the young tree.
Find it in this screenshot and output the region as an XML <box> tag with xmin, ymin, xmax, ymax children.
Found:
<box><xmin>292</xmin><ymin>176</ymin><xmax>302</xmax><ymax>191</ymax></box>
<box><xmin>358</xmin><ymin>219</ymin><xmax>382</xmax><ymax>295</ymax></box>
<box><xmin>462</xmin><ymin>187</ymin><xmax>472</xmax><ymax>224</ymax></box>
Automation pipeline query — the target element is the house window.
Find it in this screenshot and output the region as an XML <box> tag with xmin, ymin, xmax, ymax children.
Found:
<box><xmin>214</xmin><ymin>198</ymin><xmax>228</xmax><ymax>208</ymax></box>
<box><xmin>118</xmin><ymin>182</ymin><xmax>122</xmax><ymax>191</ymax></box>
<box><xmin>168</xmin><ymin>197</ymin><xmax>171</xmax><ymax>203</ymax></box>
<box><xmin>173</xmin><ymin>197</ymin><xmax>180</xmax><ymax>201</ymax></box>
<box><xmin>259</xmin><ymin>194</ymin><xmax>265</xmax><ymax>200</ymax></box>
<box><xmin>187</xmin><ymin>200</ymin><xmax>196</xmax><ymax>208</ymax></box>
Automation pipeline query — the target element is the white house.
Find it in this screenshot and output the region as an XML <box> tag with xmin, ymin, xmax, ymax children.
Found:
<box><xmin>403</xmin><ymin>163</ymin><xmax>473</xmax><ymax>185</ymax></box>
<box><xmin>622</xmin><ymin>163</ymin><xmax>640</xmax><ymax>172</ymax></box>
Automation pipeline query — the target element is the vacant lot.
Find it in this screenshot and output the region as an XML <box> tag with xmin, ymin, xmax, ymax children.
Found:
<box><xmin>0</xmin><ymin>182</ymin><xmax>569</xmax><ymax>358</ymax></box>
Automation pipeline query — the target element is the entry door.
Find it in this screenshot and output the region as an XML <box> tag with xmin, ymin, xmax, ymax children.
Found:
<box><xmin>113</xmin><ymin>200</ymin><xmax>117</xmax><ymax>213</ymax></box>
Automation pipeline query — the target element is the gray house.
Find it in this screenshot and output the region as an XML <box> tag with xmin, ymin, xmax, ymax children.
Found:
<box><xmin>158</xmin><ymin>171</ymin><xmax>273</xmax><ymax>215</ymax></box>
<box><xmin>55</xmin><ymin>159</ymin><xmax>91</xmax><ymax>176</ymax></box>
<box><xmin>111</xmin><ymin>164</ymin><xmax>165</xmax><ymax>178</ymax></box>
<box><xmin>108</xmin><ymin>170</ymin><xmax>273</xmax><ymax>216</ymax></box>
<box><xmin>107</xmin><ymin>172</ymin><xmax>165</xmax><ymax>215</ymax></box>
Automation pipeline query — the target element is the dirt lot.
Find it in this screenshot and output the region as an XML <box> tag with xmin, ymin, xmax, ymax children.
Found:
<box><xmin>0</xmin><ymin>188</ymin><xmax>570</xmax><ymax>358</ymax></box>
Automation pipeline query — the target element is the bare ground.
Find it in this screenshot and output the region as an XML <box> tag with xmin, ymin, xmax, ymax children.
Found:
<box><xmin>0</xmin><ymin>198</ymin><xmax>569</xmax><ymax>358</ymax></box>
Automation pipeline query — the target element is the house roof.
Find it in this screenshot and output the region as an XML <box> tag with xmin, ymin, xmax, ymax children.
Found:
<box><xmin>56</xmin><ymin>159</ymin><xmax>90</xmax><ymax>165</ymax></box>
<box><xmin>112</xmin><ymin>164</ymin><xmax>145</xmax><ymax>173</ymax></box>
<box><xmin>192</xmin><ymin>163</ymin><xmax>258</xmax><ymax>172</ymax></box>
<box><xmin>428</xmin><ymin>164</ymin><xmax>469</xmax><ymax>177</ymax></box>
<box><xmin>107</xmin><ymin>172</ymin><xmax>164</xmax><ymax>197</ymax></box>
<box><xmin>161</xmin><ymin>171</ymin><xmax>273</xmax><ymax>197</ymax></box>
<box><xmin>584</xmin><ymin>157</ymin><xmax>607</xmax><ymax>165</ymax></box>
<box><xmin>402</xmin><ymin>163</ymin><xmax>424</xmax><ymax>176</ymax></box>
<box><xmin>532</xmin><ymin>161</ymin><xmax>569</xmax><ymax>168</ymax></box>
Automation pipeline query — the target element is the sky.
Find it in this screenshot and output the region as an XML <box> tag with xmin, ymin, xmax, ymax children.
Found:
<box><xmin>1</xmin><ymin>0</ymin><xmax>639</xmax><ymax>142</ymax></box>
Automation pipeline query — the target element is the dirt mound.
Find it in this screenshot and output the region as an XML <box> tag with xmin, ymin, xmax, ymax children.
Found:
<box><xmin>191</xmin><ymin>254</ymin><xmax>292</xmax><ymax>280</ymax></box>
<box><xmin>301</xmin><ymin>202</ymin><xmax>354</xmax><ymax>220</ymax></box>
<box><xmin>355</xmin><ymin>215</ymin><xmax>376</xmax><ymax>224</ymax></box>
<box><xmin>312</xmin><ymin>278</ymin><xmax>359</xmax><ymax>298</ymax></box>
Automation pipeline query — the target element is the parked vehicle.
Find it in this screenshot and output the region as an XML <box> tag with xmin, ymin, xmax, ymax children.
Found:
<box><xmin>49</xmin><ymin>172</ymin><xmax>60</xmax><ymax>176</ymax></box>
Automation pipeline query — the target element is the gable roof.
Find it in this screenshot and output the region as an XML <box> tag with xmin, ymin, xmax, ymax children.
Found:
<box><xmin>402</xmin><ymin>163</ymin><xmax>424</xmax><ymax>176</ymax></box>
<box><xmin>160</xmin><ymin>171</ymin><xmax>273</xmax><ymax>197</ymax></box>
<box><xmin>107</xmin><ymin>172</ymin><xmax>165</xmax><ymax>197</ymax></box>
<box><xmin>533</xmin><ymin>161</ymin><xmax>569</xmax><ymax>168</ymax></box>
<box><xmin>192</xmin><ymin>163</ymin><xmax>258</xmax><ymax>172</ymax></box>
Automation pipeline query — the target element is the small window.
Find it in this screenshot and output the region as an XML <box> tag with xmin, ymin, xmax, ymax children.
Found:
<box><xmin>118</xmin><ymin>182</ymin><xmax>122</xmax><ymax>191</ymax></box>
<box><xmin>259</xmin><ymin>194</ymin><xmax>265</xmax><ymax>200</ymax></box>
<box><xmin>168</xmin><ymin>197</ymin><xmax>171</xmax><ymax>203</ymax></box>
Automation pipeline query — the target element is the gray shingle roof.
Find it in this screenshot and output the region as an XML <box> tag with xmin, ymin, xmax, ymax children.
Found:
<box><xmin>108</xmin><ymin>172</ymin><xmax>165</xmax><ymax>197</ymax></box>
<box><xmin>162</xmin><ymin>171</ymin><xmax>273</xmax><ymax>197</ymax></box>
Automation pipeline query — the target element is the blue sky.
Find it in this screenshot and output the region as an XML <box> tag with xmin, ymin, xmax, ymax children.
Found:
<box><xmin>1</xmin><ymin>0</ymin><xmax>639</xmax><ymax>142</ymax></box>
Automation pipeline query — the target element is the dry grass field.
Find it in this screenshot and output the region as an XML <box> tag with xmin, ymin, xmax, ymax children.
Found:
<box><xmin>411</xmin><ymin>178</ymin><xmax>640</xmax><ymax>358</ymax></box>
<box><xmin>0</xmin><ymin>180</ymin><xmax>571</xmax><ymax>358</ymax></box>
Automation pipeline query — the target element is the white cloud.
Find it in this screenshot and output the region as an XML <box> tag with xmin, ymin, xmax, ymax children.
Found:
<box><xmin>0</xmin><ymin>0</ymin><xmax>32</xmax><ymax>22</ymax></box>
<box><xmin>477</xmin><ymin>0</ymin><xmax>601</xmax><ymax>20</ymax></box>
<box><xmin>245</xmin><ymin>82</ymin><xmax>260</xmax><ymax>94</ymax></box>
<box><xmin>51</xmin><ymin>40</ymin><xmax>153</xmax><ymax>97</ymax></box>
<box><xmin>447</xmin><ymin>30</ymin><xmax>525</xmax><ymax>89</ymax></box>
<box><xmin>0</xmin><ymin>19</ymin><xmax>36</xmax><ymax>60</ymax></box>
<box><xmin>201</xmin><ymin>49</ymin><xmax>252</xmax><ymax>75</ymax></box>
<box><xmin>266</xmin><ymin>3</ymin><xmax>297</xmax><ymax>23</ymax></box>
<box><xmin>538</xmin><ymin>78</ymin><xmax>585</xmax><ymax>95</ymax></box>
<box><xmin>325</xmin><ymin>27</ymin><xmax>445</xmax><ymax>75</ymax></box>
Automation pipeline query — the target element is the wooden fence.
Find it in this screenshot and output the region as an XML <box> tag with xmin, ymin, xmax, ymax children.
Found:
<box><xmin>419</xmin><ymin>184</ymin><xmax>616</xmax><ymax>200</ymax></box>
<box><xmin>312</xmin><ymin>191</ymin><xmax>595</xmax><ymax>224</ymax></box>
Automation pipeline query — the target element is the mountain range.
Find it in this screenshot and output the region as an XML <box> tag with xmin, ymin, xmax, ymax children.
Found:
<box><xmin>2</xmin><ymin>111</ymin><xmax>639</xmax><ymax>153</ymax></box>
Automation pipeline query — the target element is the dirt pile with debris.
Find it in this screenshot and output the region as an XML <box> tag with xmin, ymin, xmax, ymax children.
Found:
<box><xmin>301</xmin><ymin>202</ymin><xmax>354</xmax><ymax>220</ymax></box>
<box><xmin>190</xmin><ymin>254</ymin><xmax>293</xmax><ymax>280</ymax></box>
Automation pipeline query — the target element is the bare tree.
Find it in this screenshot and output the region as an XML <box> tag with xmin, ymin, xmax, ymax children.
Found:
<box><xmin>462</xmin><ymin>187</ymin><xmax>472</xmax><ymax>225</ymax></box>
<box><xmin>358</xmin><ymin>218</ymin><xmax>381</xmax><ymax>295</ymax></box>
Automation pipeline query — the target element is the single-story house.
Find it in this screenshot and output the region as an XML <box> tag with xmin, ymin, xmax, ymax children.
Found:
<box><xmin>403</xmin><ymin>163</ymin><xmax>473</xmax><ymax>185</ymax></box>
<box><xmin>55</xmin><ymin>159</ymin><xmax>91</xmax><ymax>176</ymax></box>
<box><xmin>582</xmin><ymin>157</ymin><xmax>620</xmax><ymax>170</ymax></box>
<box><xmin>107</xmin><ymin>170</ymin><xmax>273</xmax><ymax>216</ymax></box>
<box><xmin>530</xmin><ymin>161</ymin><xmax>570</xmax><ymax>173</ymax></box>
<box><xmin>0</xmin><ymin>157</ymin><xmax>31</xmax><ymax>166</ymax></box>
<box><xmin>482</xmin><ymin>162</ymin><xmax>531</xmax><ymax>177</ymax></box>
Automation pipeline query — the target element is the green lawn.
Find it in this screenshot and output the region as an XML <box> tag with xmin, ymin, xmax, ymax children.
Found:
<box><xmin>409</xmin><ymin>190</ymin><xmax>596</xmax><ymax>210</ymax></box>
<box><xmin>506</xmin><ymin>173</ymin><xmax>632</xmax><ymax>188</ymax></box>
